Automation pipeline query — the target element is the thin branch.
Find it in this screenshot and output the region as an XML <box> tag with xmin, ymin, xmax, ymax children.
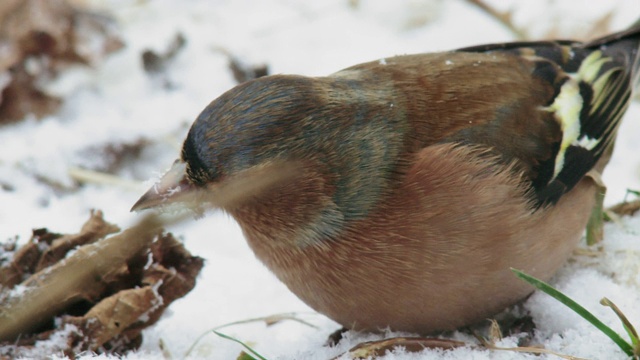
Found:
<box><xmin>464</xmin><ymin>0</ymin><xmax>528</xmax><ymax>40</ymax></box>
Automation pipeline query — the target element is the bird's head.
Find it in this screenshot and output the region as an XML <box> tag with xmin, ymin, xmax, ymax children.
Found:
<box><xmin>131</xmin><ymin>75</ymin><xmax>321</xmax><ymax>213</ymax></box>
<box><xmin>132</xmin><ymin>72</ymin><xmax>405</xmax><ymax>243</ymax></box>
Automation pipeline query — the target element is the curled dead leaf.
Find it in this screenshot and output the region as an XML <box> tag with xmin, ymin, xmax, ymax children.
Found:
<box><xmin>0</xmin><ymin>211</ymin><xmax>203</xmax><ymax>357</ymax></box>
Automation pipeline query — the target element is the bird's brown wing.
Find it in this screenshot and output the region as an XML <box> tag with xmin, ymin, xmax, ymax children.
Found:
<box><xmin>447</xmin><ymin>27</ymin><xmax>640</xmax><ymax>206</ymax></box>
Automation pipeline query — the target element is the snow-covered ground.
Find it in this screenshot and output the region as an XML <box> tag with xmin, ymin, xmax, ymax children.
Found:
<box><xmin>1</xmin><ymin>0</ymin><xmax>639</xmax><ymax>359</ymax></box>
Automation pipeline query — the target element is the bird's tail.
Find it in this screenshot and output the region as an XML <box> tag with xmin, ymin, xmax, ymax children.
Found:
<box><xmin>584</xmin><ymin>21</ymin><xmax>640</xmax><ymax>93</ymax></box>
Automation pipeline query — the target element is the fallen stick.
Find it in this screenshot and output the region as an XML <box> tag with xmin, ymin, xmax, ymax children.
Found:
<box><xmin>0</xmin><ymin>213</ymin><xmax>163</xmax><ymax>342</ymax></box>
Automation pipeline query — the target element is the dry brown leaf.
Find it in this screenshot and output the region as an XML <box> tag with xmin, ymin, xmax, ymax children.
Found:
<box><xmin>0</xmin><ymin>63</ymin><xmax>62</xmax><ymax>122</ymax></box>
<box><xmin>0</xmin><ymin>210</ymin><xmax>119</xmax><ymax>289</ymax></box>
<box><xmin>65</xmin><ymin>286</ymin><xmax>161</xmax><ymax>351</ymax></box>
<box><xmin>35</xmin><ymin>210</ymin><xmax>120</xmax><ymax>271</ymax></box>
<box><xmin>0</xmin><ymin>0</ymin><xmax>124</xmax><ymax>123</ymax></box>
<box><xmin>0</xmin><ymin>211</ymin><xmax>203</xmax><ymax>357</ymax></box>
<box><xmin>607</xmin><ymin>199</ymin><xmax>640</xmax><ymax>218</ymax></box>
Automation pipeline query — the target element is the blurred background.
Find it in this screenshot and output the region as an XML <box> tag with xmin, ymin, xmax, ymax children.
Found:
<box><xmin>0</xmin><ymin>0</ymin><xmax>639</xmax><ymax>359</ymax></box>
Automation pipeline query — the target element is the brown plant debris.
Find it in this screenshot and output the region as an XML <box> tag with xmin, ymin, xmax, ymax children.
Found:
<box><xmin>214</xmin><ymin>46</ymin><xmax>269</xmax><ymax>84</ymax></box>
<box><xmin>142</xmin><ymin>32</ymin><xmax>187</xmax><ymax>74</ymax></box>
<box><xmin>607</xmin><ymin>199</ymin><xmax>640</xmax><ymax>218</ymax></box>
<box><xmin>82</xmin><ymin>138</ymin><xmax>150</xmax><ymax>174</ymax></box>
<box><xmin>0</xmin><ymin>210</ymin><xmax>204</xmax><ymax>358</ymax></box>
<box><xmin>334</xmin><ymin>337</ymin><xmax>466</xmax><ymax>359</ymax></box>
<box><xmin>228</xmin><ymin>56</ymin><xmax>269</xmax><ymax>84</ymax></box>
<box><xmin>463</xmin><ymin>0</ymin><xmax>617</xmax><ymax>42</ymax></box>
<box><xmin>0</xmin><ymin>0</ymin><xmax>124</xmax><ymax>124</ymax></box>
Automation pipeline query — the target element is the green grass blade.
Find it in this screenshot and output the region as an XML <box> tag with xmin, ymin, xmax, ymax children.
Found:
<box><xmin>184</xmin><ymin>312</ymin><xmax>316</xmax><ymax>358</ymax></box>
<box><xmin>237</xmin><ymin>351</ymin><xmax>259</xmax><ymax>360</ymax></box>
<box><xmin>511</xmin><ymin>268</ymin><xmax>634</xmax><ymax>356</ymax></box>
<box><xmin>586</xmin><ymin>183</ymin><xmax>606</xmax><ymax>245</ymax></box>
<box><xmin>601</xmin><ymin>297</ymin><xmax>639</xmax><ymax>351</ymax></box>
<box><xmin>212</xmin><ymin>330</ymin><xmax>269</xmax><ymax>360</ymax></box>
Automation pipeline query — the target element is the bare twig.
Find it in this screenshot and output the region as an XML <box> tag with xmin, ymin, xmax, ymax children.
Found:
<box><xmin>464</xmin><ymin>0</ymin><xmax>527</xmax><ymax>40</ymax></box>
<box><xmin>68</xmin><ymin>167</ymin><xmax>144</xmax><ymax>191</ymax></box>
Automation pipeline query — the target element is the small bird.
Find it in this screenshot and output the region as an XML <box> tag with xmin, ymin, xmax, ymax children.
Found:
<box><xmin>132</xmin><ymin>25</ymin><xmax>640</xmax><ymax>334</ymax></box>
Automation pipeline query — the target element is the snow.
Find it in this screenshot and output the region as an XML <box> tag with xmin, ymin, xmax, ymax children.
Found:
<box><xmin>1</xmin><ymin>0</ymin><xmax>640</xmax><ymax>359</ymax></box>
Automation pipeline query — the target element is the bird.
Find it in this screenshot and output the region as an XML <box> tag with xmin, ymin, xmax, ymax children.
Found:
<box><xmin>132</xmin><ymin>24</ymin><xmax>640</xmax><ymax>334</ymax></box>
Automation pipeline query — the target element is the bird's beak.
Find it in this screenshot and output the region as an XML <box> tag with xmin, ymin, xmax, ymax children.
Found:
<box><xmin>130</xmin><ymin>160</ymin><xmax>196</xmax><ymax>212</ymax></box>
<box><xmin>131</xmin><ymin>159</ymin><xmax>303</xmax><ymax>213</ymax></box>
